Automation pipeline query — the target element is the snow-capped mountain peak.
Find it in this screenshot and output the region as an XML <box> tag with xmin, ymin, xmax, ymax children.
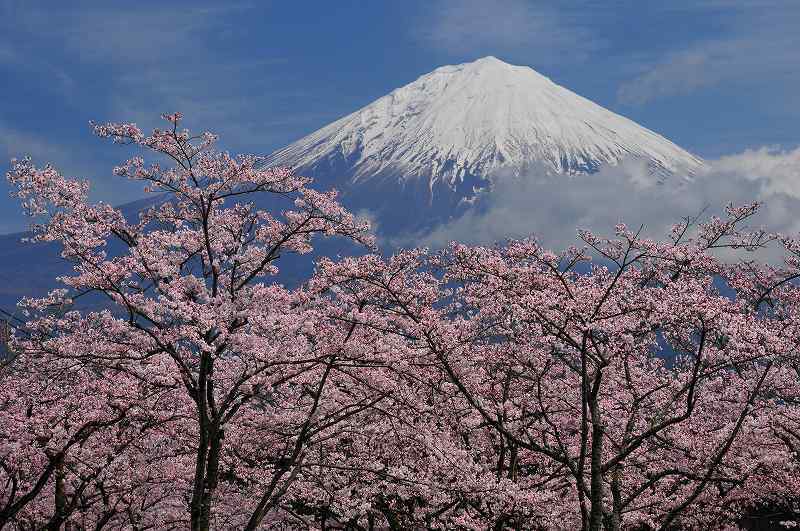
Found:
<box><xmin>265</xmin><ymin>56</ymin><xmax>703</xmax><ymax>201</ymax></box>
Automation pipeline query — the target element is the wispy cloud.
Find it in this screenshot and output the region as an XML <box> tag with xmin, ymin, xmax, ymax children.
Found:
<box><xmin>413</xmin><ymin>0</ymin><xmax>598</xmax><ymax>64</ymax></box>
<box><xmin>618</xmin><ymin>2</ymin><xmax>800</xmax><ymax>105</ymax></box>
<box><xmin>416</xmin><ymin>146</ymin><xmax>800</xmax><ymax>260</ymax></box>
<box><xmin>0</xmin><ymin>121</ymin><xmax>87</xmax><ymax>233</ymax></box>
<box><xmin>0</xmin><ymin>121</ymin><xmax>64</xmax><ymax>220</ymax></box>
<box><xmin>0</xmin><ymin>122</ymin><xmax>70</xmax><ymax>166</ymax></box>
<box><xmin>0</xmin><ymin>3</ymin><xmax>297</xmax><ymax>147</ymax></box>
<box><xmin>0</xmin><ymin>120</ymin><xmax>147</xmax><ymax>208</ymax></box>
<box><xmin>58</xmin><ymin>6</ymin><xmax>241</xmax><ymax>65</ymax></box>
<box><xmin>1</xmin><ymin>3</ymin><xmax>245</xmax><ymax>66</ymax></box>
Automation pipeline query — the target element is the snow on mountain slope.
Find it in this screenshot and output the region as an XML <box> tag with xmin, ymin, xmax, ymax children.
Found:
<box><xmin>265</xmin><ymin>56</ymin><xmax>703</xmax><ymax>201</ymax></box>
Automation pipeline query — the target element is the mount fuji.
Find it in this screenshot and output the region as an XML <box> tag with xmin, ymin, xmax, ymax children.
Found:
<box><xmin>0</xmin><ymin>56</ymin><xmax>703</xmax><ymax>310</ymax></box>
<box><xmin>264</xmin><ymin>56</ymin><xmax>703</xmax><ymax>229</ymax></box>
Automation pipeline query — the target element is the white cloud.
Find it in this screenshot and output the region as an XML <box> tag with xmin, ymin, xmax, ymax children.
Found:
<box><xmin>416</xmin><ymin>146</ymin><xmax>800</xmax><ymax>260</ymax></box>
<box><xmin>414</xmin><ymin>0</ymin><xmax>597</xmax><ymax>64</ymax></box>
<box><xmin>618</xmin><ymin>3</ymin><xmax>800</xmax><ymax>105</ymax></box>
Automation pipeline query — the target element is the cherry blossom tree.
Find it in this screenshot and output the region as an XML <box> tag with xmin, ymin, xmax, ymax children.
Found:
<box><xmin>3</xmin><ymin>113</ymin><xmax>394</xmax><ymax>530</ymax></box>
<box><xmin>313</xmin><ymin>205</ymin><xmax>800</xmax><ymax>530</ymax></box>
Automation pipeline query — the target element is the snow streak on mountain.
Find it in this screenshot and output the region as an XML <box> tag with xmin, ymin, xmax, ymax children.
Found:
<box><xmin>265</xmin><ymin>56</ymin><xmax>703</xmax><ymax>204</ymax></box>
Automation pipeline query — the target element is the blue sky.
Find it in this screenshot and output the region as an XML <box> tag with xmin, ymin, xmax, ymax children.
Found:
<box><xmin>1</xmin><ymin>0</ymin><xmax>798</xmax><ymax>234</ymax></box>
